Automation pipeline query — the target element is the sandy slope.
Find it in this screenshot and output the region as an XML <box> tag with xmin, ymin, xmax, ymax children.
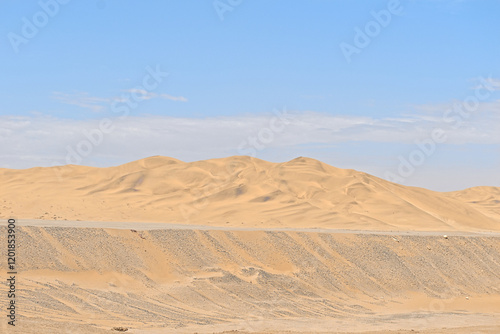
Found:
<box><xmin>0</xmin><ymin>156</ymin><xmax>499</xmax><ymax>232</ymax></box>
<box><xmin>445</xmin><ymin>186</ymin><xmax>500</xmax><ymax>221</ymax></box>
<box><xmin>1</xmin><ymin>225</ymin><xmax>499</xmax><ymax>333</ymax></box>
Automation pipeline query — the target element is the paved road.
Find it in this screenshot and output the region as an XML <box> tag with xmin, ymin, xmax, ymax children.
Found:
<box><xmin>7</xmin><ymin>219</ymin><xmax>500</xmax><ymax>237</ymax></box>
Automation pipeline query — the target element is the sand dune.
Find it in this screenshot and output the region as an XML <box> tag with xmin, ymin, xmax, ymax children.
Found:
<box><xmin>445</xmin><ymin>186</ymin><xmax>500</xmax><ymax>221</ymax></box>
<box><xmin>1</xmin><ymin>156</ymin><xmax>499</xmax><ymax>232</ymax></box>
<box><xmin>1</xmin><ymin>157</ymin><xmax>500</xmax><ymax>333</ymax></box>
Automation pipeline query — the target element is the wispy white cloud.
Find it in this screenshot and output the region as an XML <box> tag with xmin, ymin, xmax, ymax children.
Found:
<box><xmin>121</xmin><ymin>89</ymin><xmax>188</xmax><ymax>102</ymax></box>
<box><xmin>52</xmin><ymin>92</ymin><xmax>111</xmax><ymax>112</ymax></box>
<box><xmin>482</xmin><ymin>78</ymin><xmax>500</xmax><ymax>91</ymax></box>
<box><xmin>412</xmin><ymin>98</ymin><xmax>500</xmax><ymax>120</ymax></box>
<box><xmin>1</xmin><ymin>106</ymin><xmax>499</xmax><ymax>169</ymax></box>
<box><xmin>122</xmin><ymin>88</ymin><xmax>156</xmax><ymax>100</ymax></box>
<box><xmin>158</xmin><ymin>93</ymin><xmax>188</xmax><ymax>102</ymax></box>
<box><xmin>470</xmin><ymin>77</ymin><xmax>500</xmax><ymax>91</ymax></box>
<box><xmin>52</xmin><ymin>89</ymin><xmax>188</xmax><ymax>112</ymax></box>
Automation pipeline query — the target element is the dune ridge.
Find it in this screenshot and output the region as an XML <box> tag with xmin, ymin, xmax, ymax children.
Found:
<box><xmin>1</xmin><ymin>155</ymin><xmax>499</xmax><ymax>232</ymax></box>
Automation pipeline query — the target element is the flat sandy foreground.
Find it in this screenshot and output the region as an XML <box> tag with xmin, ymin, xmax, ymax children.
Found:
<box><xmin>1</xmin><ymin>219</ymin><xmax>499</xmax><ymax>334</ymax></box>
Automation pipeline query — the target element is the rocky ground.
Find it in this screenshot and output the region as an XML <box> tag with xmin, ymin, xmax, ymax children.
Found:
<box><xmin>0</xmin><ymin>224</ymin><xmax>499</xmax><ymax>333</ymax></box>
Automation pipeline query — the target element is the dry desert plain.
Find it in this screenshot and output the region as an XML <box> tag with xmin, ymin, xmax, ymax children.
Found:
<box><xmin>1</xmin><ymin>156</ymin><xmax>499</xmax><ymax>333</ymax></box>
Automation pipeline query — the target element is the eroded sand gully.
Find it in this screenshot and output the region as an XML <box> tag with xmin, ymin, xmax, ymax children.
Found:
<box><xmin>1</xmin><ymin>225</ymin><xmax>499</xmax><ymax>333</ymax></box>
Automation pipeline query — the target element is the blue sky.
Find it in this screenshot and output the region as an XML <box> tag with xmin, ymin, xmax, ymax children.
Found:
<box><xmin>1</xmin><ymin>0</ymin><xmax>499</xmax><ymax>191</ymax></box>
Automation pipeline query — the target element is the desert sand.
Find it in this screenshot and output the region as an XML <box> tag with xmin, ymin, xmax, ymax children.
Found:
<box><xmin>1</xmin><ymin>156</ymin><xmax>499</xmax><ymax>333</ymax></box>
<box><xmin>1</xmin><ymin>224</ymin><xmax>499</xmax><ymax>333</ymax></box>
<box><xmin>0</xmin><ymin>156</ymin><xmax>499</xmax><ymax>231</ymax></box>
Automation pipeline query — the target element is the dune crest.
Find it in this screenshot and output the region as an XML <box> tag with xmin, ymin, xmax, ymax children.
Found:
<box><xmin>1</xmin><ymin>156</ymin><xmax>499</xmax><ymax>232</ymax></box>
<box><xmin>446</xmin><ymin>186</ymin><xmax>500</xmax><ymax>221</ymax></box>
